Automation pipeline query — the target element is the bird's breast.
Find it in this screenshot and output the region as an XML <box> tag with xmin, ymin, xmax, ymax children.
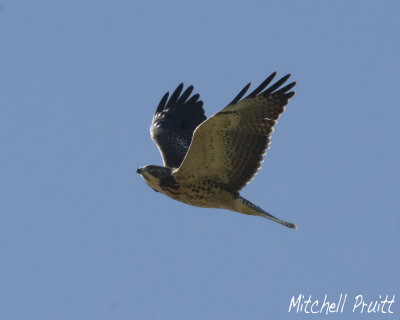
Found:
<box><xmin>160</xmin><ymin>177</ymin><xmax>233</xmax><ymax>209</ymax></box>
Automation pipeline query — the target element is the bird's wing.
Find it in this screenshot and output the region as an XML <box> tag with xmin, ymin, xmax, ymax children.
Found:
<box><xmin>174</xmin><ymin>72</ymin><xmax>295</xmax><ymax>193</ymax></box>
<box><xmin>150</xmin><ymin>84</ymin><xmax>207</xmax><ymax>168</ymax></box>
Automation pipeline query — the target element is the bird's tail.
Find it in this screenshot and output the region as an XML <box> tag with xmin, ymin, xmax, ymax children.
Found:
<box><xmin>233</xmin><ymin>196</ymin><xmax>297</xmax><ymax>229</ymax></box>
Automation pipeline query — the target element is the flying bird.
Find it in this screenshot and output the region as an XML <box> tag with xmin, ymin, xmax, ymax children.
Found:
<box><xmin>137</xmin><ymin>72</ymin><xmax>297</xmax><ymax>228</ymax></box>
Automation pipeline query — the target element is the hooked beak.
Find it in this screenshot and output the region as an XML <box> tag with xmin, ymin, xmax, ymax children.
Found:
<box><xmin>136</xmin><ymin>168</ymin><xmax>142</xmax><ymax>174</ymax></box>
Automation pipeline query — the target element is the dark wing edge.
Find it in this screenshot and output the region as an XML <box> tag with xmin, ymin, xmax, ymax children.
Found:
<box><xmin>227</xmin><ymin>72</ymin><xmax>296</xmax><ymax>107</ymax></box>
<box><xmin>226</xmin><ymin>72</ymin><xmax>296</xmax><ymax>192</ymax></box>
<box><xmin>151</xmin><ymin>83</ymin><xmax>207</xmax><ymax>168</ymax></box>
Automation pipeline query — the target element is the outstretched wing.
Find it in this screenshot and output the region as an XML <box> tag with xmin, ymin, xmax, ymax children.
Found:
<box><xmin>151</xmin><ymin>84</ymin><xmax>207</xmax><ymax>168</ymax></box>
<box><xmin>175</xmin><ymin>72</ymin><xmax>296</xmax><ymax>193</ymax></box>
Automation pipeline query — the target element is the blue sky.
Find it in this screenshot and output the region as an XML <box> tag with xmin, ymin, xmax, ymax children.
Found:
<box><xmin>1</xmin><ymin>0</ymin><xmax>399</xmax><ymax>319</ymax></box>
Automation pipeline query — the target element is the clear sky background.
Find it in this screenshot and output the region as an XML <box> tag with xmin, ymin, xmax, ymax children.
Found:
<box><xmin>1</xmin><ymin>0</ymin><xmax>399</xmax><ymax>319</ymax></box>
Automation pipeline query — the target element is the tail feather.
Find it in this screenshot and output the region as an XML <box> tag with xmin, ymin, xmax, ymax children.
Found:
<box><xmin>233</xmin><ymin>196</ymin><xmax>297</xmax><ymax>229</ymax></box>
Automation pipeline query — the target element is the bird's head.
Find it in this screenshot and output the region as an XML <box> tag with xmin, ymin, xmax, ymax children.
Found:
<box><xmin>136</xmin><ymin>165</ymin><xmax>173</xmax><ymax>192</ymax></box>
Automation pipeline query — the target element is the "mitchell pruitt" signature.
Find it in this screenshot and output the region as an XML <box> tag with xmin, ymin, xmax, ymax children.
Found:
<box><xmin>288</xmin><ymin>294</ymin><xmax>395</xmax><ymax>315</ymax></box>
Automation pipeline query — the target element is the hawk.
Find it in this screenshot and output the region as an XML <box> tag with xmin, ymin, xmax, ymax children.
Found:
<box><xmin>137</xmin><ymin>72</ymin><xmax>297</xmax><ymax>229</ymax></box>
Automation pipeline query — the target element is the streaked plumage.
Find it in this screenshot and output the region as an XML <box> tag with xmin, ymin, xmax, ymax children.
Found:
<box><xmin>137</xmin><ymin>72</ymin><xmax>297</xmax><ymax>228</ymax></box>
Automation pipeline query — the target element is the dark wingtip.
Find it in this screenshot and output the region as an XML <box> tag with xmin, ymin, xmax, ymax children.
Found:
<box><xmin>227</xmin><ymin>71</ymin><xmax>294</xmax><ymax>106</ymax></box>
<box><xmin>176</xmin><ymin>85</ymin><xmax>194</xmax><ymax>105</ymax></box>
<box><xmin>156</xmin><ymin>91</ymin><xmax>169</xmax><ymax>113</ymax></box>
<box><xmin>274</xmin><ymin>81</ymin><xmax>297</xmax><ymax>96</ymax></box>
<box><xmin>228</xmin><ymin>82</ymin><xmax>251</xmax><ymax>106</ymax></box>
<box><xmin>280</xmin><ymin>74</ymin><xmax>291</xmax><ymax>83</ymax></box>
<box><xmin>166</xmin><ymin>83</ymin><xmax>184</xmax><ymax>108</ymax></box>
<box><xmin>263</xmin><ymin>73</ymin><xmax>292</xmax><ymax>95</ymax></box>
<box><xmin>247</xmin><ymin>72</ymin><xmax>277</xmax><ymax>98</ymax></box>
<box><xmin>186</xmin><ymin>93</ymin><xmax>200</xmax><ymax>105</ymax></box>
<box><xmin>286</xmin><ymin>91</ymin><xmax>295</xmax><ymax>99</ymax></box>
